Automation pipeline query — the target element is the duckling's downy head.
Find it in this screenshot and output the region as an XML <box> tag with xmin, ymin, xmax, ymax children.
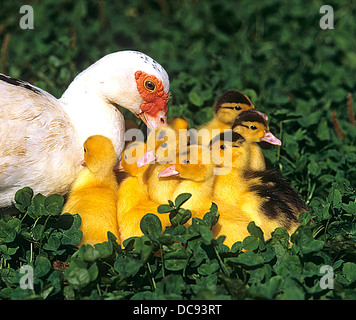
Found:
<box><xmin>167</xmin><ymin>116</ymin><xmax>190</xmax><ymax>131</ymax></box>
<box><xmin>232</xmin><ymin>110</ymin><xmax>281</xmax><ymax>145</ymax></box>
<box><xmin>214</xmin><ymin>90</ymin><xmax>255</xmax><ymax>125</ymax></box>
<box><xmin>210</xmin><ymin>131</ymin><xmax>250</xmax><ymax>173</ymax></box>
<box><xmin>83</xmin><ymin>135</ymin><xmax>116</xmax><ymax>174</ymax></box>
<box><xmin>121</xmin><ymin>141</ymin><xmax>147</xmax><ymax>176</ymax></box>
<box><xmin>158</xmin><ymin>145</ymin><xmax>214</xmax><ymax>181</ymax></box>
<box><xmin>137</xmin><ymin>124</ymin><xmax>186</xmax><ymax>167</ymax></box>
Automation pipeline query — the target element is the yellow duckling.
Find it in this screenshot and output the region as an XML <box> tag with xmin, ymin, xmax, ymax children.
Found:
<box><xmin>62</xmin><ymin>135</ymin><xmax>120</xmax><ymax>246</ymax></box>
<box><xmin>231</xmin><ymin>109</ymin><xmax>281</xmax><ymax>171</ymax></box>
<box><xmin>137</xmin><ymin>125</ymin><xmax>184</xmax><ymax>204</ymax></box>
<box><xmin>120</xmin><ymin>201</ymin><xmax>170</xmax><ymax>240</ymax></box>
<box><xmin>140</xmin><ymin>116</ymin><xmax>190</xmax><ymax>169</ymax></box>
<box><xmin>167</xmin><ymin>116</ymin><xmax>190</xmax><ymax>131</ymax></box>
<box><xmin>158</xmin><ymin>145</ymin><xmax>216</xmax><ymax>215</ymax></box>
<box><xmin>117</xmin><ymin>140</ymin><xmax>170</xmax><ymax>240</ymax></box>
<box><xmin>158</xmin><ymin>145</ymin><xmax>252</xmax><ymax>247</ymax></box>
<box><xmin>197</xmin><ymin>90</ymin><xmax>257</xmax><ymax>146</ymax></box>
<box><xmin>117</xmin><ymin>121</ymin><xmax>189</xmax><ymax>240</ymax></box>
<box><xmin>117</xmin><ymin>141</ymin><xmax>149</xmax><ymax>219</ymax></box>
<box><xmin>211</xmin><ymin>131</ymin><xmax>307</xmax><ymax>239</ymax></box>
<box><xmin>168</xmin><ymin>116</ymin><xmax>190</xmax><ymax>146</ymax></box>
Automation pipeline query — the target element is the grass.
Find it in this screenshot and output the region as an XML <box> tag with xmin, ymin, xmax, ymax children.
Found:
<box><xmin>0</xmin><ymin>0</ymin><xmax>356</xmax><ymax>300</ymax></box>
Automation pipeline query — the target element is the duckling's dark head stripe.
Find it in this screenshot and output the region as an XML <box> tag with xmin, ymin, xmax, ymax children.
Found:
<box><xmin>0</xmin><ymin>73</ymin><xmax>41</xmax><ymax>95</ymax></box>
<box><xmin>232</xmin><ymin>110</ymin><xmax>268</xmax><ymax>129</ymax></box>
<box><xmin>214</xmin><ymin>90</ymin><xmax>252</xmax><ymax>113</ymax></box>
<box><xmin>209</xmin><ymin>131</ymin><xmax>245</xmax><ymax>147</ymax></box>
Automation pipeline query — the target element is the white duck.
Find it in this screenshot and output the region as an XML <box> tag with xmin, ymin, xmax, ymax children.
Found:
<box><xmin>0</xmin><ymin>50</ymin><xmax>170</xmax><ymax>207</ymax></box>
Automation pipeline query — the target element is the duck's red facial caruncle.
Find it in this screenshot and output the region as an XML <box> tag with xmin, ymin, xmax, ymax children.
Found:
<box><xmin>135</xmin><ymin>71</ymin><xmax>170</xmax><ymax>129</ymax></box>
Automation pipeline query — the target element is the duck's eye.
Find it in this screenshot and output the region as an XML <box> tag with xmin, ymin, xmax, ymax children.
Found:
<box><xmin>144</xmin><ymin>80</ymin><xmax>156</xmax><ymax>91</ymax></box>
<box><xmin>234</xmin><ymin>105</ymin><xmax>242</xmax><ymax>111</ymax></box>
<box><xmin>250</xmin><ymin>125</ymin><xmax>257</xmax><ymax>130</ymax></box>
<box><xmin>183</xmin><ymin>159</ymin><xmax>190</xmax><ymax>164</ymax></box>
<box><xmin>84</xmin><ymin>148</ymin><xmax>87</xmax><ymax>153</ymax></box>
<box><xmin>220</xmin><ymin>144</ymin><xmax>227</xmax><ymax>150</ymax></box>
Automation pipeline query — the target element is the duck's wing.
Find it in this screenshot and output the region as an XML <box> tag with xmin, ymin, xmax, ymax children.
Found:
<box><xmin>0</xmin><ymin>75</ymin><xmax>82</xmax><ymax>207</ymax></box>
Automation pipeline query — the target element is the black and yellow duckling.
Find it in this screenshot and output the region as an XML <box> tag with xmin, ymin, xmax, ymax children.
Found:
<box><xmin>231</xmin><ymin>109</ymin><xmax>281</xmax><ymax>171</ymax></box>
<box><xmin>211</xmin><ymin>131</ymin><xmax>308</xmax><ymax>239</ymax></box>
<box><xmin>158</xmin><ymin>144</ymin><xmax>252</xmax><ymax>246</ymax></box>
<box><xmin>198</xmin><ymin>89</ymin><xmax>258</xmax><ymax>146</ymax></box>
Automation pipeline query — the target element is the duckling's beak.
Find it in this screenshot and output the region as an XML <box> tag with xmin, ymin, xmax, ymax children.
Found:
<box><xmin>261</xmin><ymin>131</ymin><xmax>282</xmax><ymax>146</ymax></box>
<box><xmin>158</xmin><ymin>165</ymin><xmax>180</xmax><ymax>178</ymax></box>
<box><xmin>80</xmin><ymin>159</ymin><xmax>86</xmax><ymax>167</ymax></box>
<box><xmin>137</xmin><ymin>150</ymin><xmax>156</xmax><ymax>167</ymax></box>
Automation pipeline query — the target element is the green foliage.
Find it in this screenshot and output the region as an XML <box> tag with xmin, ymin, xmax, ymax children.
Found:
<box><xmin>157</xmin><ymin>193</ymin><xmax>192</xmax><ymax>227</ymax></box>
<box><xmin>0</xmin><ymin>187</ymin><xmax>356</xmax><ymax>300</ymax></box>
<box><xmin>1</xmin><ymin>0</ymin><xmax>356</xmax><ymax>300</ymax></box>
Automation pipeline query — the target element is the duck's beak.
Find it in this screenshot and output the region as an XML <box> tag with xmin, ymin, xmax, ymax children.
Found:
<box><xmin>158</xmin><ymin>165</ymin><xmax>180</xmax><ymax>178</ymax></box>
<box><xmin>80</xmin><ymin>159</ymin><xmax>86</xmax><ymax>167</ymax></box>
<box><xmin>137</xmin><ymin>110</ymin><xmax>167</xmax><ymax>130</ymax></box>
<box><xmin>137</xmin><ymin>149</ymin><xmax>156</xmax><ymax>167</ymax></box>
<box><xmin>261</xmin><ymin>131</ymin><xmax>282</xmax><ymax>146</ymax></box>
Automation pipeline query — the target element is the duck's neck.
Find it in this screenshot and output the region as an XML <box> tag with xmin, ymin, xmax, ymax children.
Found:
<box><xmin>59</xmin><ymin>74</ymin><xmax>126</xmax><ymax>158</ymax></box>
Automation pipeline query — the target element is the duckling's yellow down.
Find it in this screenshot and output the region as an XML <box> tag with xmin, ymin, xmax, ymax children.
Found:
<box><xmin>62</xmin><ymin>135</ymin><xmax>120</xmax><ymax>246</ymax></box>
<box><xmin>117</xmin><ymin>140</ymin><xmax>171</xmax><ymax>241</ymax></box>
<box><xmin>212</xmin><ymin>131</ymin><xmax>303</xmax><ymax>240</ymax></box>
<box><xmin>158</xmin><ymin>145</ymin><xmax>252</xmax><ymax>247</ymax></box>
<box><xmin>231</xmin><ymin>110</ymin><xmax>281</xmax><ymax>171</ymax></box>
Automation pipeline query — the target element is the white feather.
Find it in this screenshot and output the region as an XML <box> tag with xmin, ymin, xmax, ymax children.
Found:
<box><xmin>0</xmin><ymin>50</ymin><xmax>169</xmax><ymax>207</ymax></box>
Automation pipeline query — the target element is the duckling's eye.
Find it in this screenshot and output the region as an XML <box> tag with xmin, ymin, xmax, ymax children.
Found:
<box><xmin>124</xmin><ymin>154</ymin><xmax>128</xmax><ymax>160</ymax></box>
<box><xmin>84</xmin><ymin>148</ymin><xmax>87</xmax><ymax>153</ymax></box>
<box><xmin>250</xmin><ymin>125</ymin><xmax>257</xmax><ymax>130</ymax></box>
<box><xmin>220</xmin><ymin>144</ymin><xmax>227</xmax><ymax>150</ymax></box>
<box><xmin>183</xmin><ymin>159</ymin><xmax>190</xmax><ymax>164</ymax></box>
<box><xmin>144</xmin><ymin>80</ymin><xmax>156</xmax><ymax>91</ymax></box>
<box><xmin>234</xmin><ymin>105</ymin><xmax>242</xmax><ymax>111</ymax></box>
